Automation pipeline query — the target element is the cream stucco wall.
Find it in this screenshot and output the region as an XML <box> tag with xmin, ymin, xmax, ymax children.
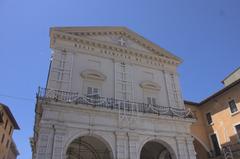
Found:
<box><xmin>200</xmin><ymin>84</ymin><xmax>240</xmax><ymax>146</ymax></box>
<box><xmin>186</xmin><ymin>82</ymin><xmax>240</xmax><ymax>158</ymax></box>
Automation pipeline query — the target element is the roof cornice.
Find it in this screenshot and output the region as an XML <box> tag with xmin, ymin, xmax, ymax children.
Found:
<box><xmin>0</xmin><ymin>103</ymin><xmax>20</xmax><ymax>129</ymax></box>
<box><xmin>185</xmin><ymin>78</ymin><xmax>240</xmax><ymax>106</ymax></box>
<box><xmin>221</xmin><ymin>66</ymin><xmax>240</xmax><ymax>84</ymax></box>
<box><xmin>200</xmin><ymin>78</ymin><xmax>240</xmax><ymax>105</ymax></box>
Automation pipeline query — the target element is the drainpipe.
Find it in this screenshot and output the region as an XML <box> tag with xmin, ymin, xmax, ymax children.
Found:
<box><xmin>51</xmin><ymin>125</ymin><xmax>56</xmax><ymax>159</ymax></box>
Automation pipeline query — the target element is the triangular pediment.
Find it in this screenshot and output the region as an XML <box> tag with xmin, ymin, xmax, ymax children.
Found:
<box><xmin>50</xmin><ymin>26</ymin><xmax>181</xmax><ymax>63</ymax></box>
<box><xmin>81</xmin><ymin>34</ymin><xmax>151</xmax><ymax>53</ymax></box>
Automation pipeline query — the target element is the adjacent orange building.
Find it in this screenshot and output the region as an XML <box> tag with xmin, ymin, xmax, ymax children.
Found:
<box><xmin>0</xmin><ymin>103</ymin><xmax>20</xmax><ymax>159</ymax></box>
<box><xmin>186</xmin><ymin>67</ymin><xmax>240</xmax><ymax>159</ymax></box>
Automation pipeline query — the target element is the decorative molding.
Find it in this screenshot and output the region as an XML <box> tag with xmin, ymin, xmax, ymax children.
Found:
<box><xmin>139</xmin><ymin>80</ymin><xmax>161</xmax><ymax>91</ymax></box>
<box><xmin>80</xmin><ymin>69</ymin><xmax>107</xmax><ymax>81</ymax></box>
<box><xmin>52</xmin><ymin>41</ymin><xmax>178</xmax><ymax>73</ymax></box>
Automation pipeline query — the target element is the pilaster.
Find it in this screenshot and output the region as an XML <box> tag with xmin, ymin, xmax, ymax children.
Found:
<box><xmin>115</xmin><ymin>132</ymin><xmax>128</xmax><ymax>159</ymax></box>
<box><xmin>176</xmin><ymin>136</ymin><xmax>189</xmax><ymax>159</ymax></box>
<box><xmin>186</xmin><ymin>136</ymin><xmax>196</xmax><ymax>159</ymax></box>
<box><xmin>52</xmin><ymin>125</ymin><xmax>66</xmax><ymax>159</ymax></box>
<box><xmin>35</xmin><ymin>126</ymin><xmax>53</xmax><ymax>159</ymax></box>
<box><xmin>164</xmin><ymin>71</ymin><xmax>176</xmax><ymax>107</ymax></box>
<box><xmin>173</xmin><ymin>73</ymin><xmax>185</xmax><ymax>108</ymax></box>
<box><xmin>35</xmin><ymin>123</ymin><xmax>66</xmax><ymax>159</ymax></box>
<box><xmin>162</xmin><ymin>70</ymin><xmax>171</xmax><ymax>107</ymax></box>
<box><xmin>127</xmin><ymin>133</ymin><xmax>139</xmax><ymax>159</ymax></box>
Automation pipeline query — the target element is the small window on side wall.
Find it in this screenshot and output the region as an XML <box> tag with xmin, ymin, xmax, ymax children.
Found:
<box><xmin>4</xmin><ymin>119</ymin><xmax>8</xmax><ymax>129</ymax></box>
<box><xmin>235</xmin><ymin>124</ymin><xmax>240</xmax><ymax>141</ymax></box>
<box><xmin>206</xmin><ymin>112</ymin><xmax>213</xmax><ymax>125</ymax></box>
<box><xmin>229</xmin><ymin>100</ymin><xmax>238</xmax><ymax>114</ymax></box>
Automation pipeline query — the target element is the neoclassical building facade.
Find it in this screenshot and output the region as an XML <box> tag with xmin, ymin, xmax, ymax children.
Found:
<box><xmin>31</xmin><ymin>27</ymin><xmax>196</xmax><ymax>159</ymax></box>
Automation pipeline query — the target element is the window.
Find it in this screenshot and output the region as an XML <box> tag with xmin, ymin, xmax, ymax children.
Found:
<box><xmin>206</xmin><ymin>112</ymin><xmax>213</xmax><ymax>125</ymax></box>
<box><xmin>0</xmin><ymin>111</ymin><xmax>3</xmax><ymax>123</ymax></box>
<box><xmin>81</xmin><ymin>69</ymin><xmax>106</xmax><ymax>100</ymax></box>
<box><xmin>229</xmin><ymin>100</ymin><xmax>238</xmax><ymax>113</ymax></box>
<box><xmin>147</xmin><ymin>97</ymin><xmax>156</xmax><ymax>105</ymax></box>
<box><xmin>4</xmin><ymin>119</ymin><xmax>8</xmax><ymax>129</ymax></box>
<box><xmin>87</xmin><ymin>87</ymin><xmax>100</xmax><ymax>97</ymax></box>
<box><xmin>210</xmin><ymin>133</ymin><xmax>221</xmax><ymax>156</ymax></box>
<box><xmin>1</xmin><ymin>134</ymin><xmax>5</xmax><ymax>143</ymax></box>
<box><xmin>235</xmin><ymin>124</ymin><xmax>240</xmax><ymax>140</ymax></box>
<box><xmin>6</xmin><ymin>139</ymin><xmax>9</xmax><ymax>148</ymax></box>
<box><xmin>9</xmin><ymin>126</ymin><xmax>12</xmax><ymax>135</ymax></box>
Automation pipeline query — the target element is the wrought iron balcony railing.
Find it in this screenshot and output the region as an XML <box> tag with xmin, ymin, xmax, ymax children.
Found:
<box><xmin>37</xmin><ymin>87</ymin><xmax>195</xmax><ymax>119</ymax></box>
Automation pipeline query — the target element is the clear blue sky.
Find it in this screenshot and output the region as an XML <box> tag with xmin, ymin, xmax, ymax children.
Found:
<box><xmin>0</xmin><ymin>0</ymin><xmax>239</xmax><ymax>158</ymax></box>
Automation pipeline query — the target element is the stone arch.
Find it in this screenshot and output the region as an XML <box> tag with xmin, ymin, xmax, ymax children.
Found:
<box><xmin>62</xmin><ymin>130</ymin><xmax>114</xmax><ymax>159</ymax></box>
<box><xmin>191</xmin><ymin>134</ymin><xmax>210</xmax><ymax>152</ymax></box>
<box><xmin>138</xmin><ymin>137</ymin><xmax>177</xmax><ymax>159</ymax></box>
<box><xmin>190</xmin><ymin>134</ymin><xmax>210</xmax><ymax>159</ymax></box>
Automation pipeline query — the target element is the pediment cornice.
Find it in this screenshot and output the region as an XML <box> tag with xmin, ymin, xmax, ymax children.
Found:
<box><xmin>51</xmin><ymin>27</ymin><xmax>181</xmax><ymax>61</ymax></box>
<box><xmin>50</xmin><ymin>30</ymin><xmax>180</xmax><ymax>67</ymax></box>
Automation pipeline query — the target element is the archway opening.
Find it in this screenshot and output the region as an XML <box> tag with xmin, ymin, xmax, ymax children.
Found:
<box><xmin>193</xmin><ymin>139</ymin><xmax>209</xmax><ymax>159</ymax></box>
<box><xmin>66</xmin><ymin>136</ymin><xmax>112</xmax><ymax>159</ymax></box>
<box><xmin>140</xmin><ymin>141</ymin><xmax>175</xmax><ymax>159</ymax></box>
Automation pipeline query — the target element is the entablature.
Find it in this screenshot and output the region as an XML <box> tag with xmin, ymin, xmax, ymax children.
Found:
<box><xmin>50</xmin><ymin>27</ymin><xmax>181</xmax><ymax>62</ymax></box>
<box><xmin>50</xmin><ymin>31</ymin><xmax>179</xmax><ymax>72</ymax></box>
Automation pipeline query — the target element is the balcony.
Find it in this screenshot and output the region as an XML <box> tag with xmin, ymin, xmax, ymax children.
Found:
<box><xmin>37</xmin><ymin>87</ymin><xmax>195</xmax><ymax>119</ymax></box>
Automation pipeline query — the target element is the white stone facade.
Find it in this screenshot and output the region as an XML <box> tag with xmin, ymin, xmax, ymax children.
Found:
<box><xmin>32</xmin><ymin>27</ymin><xmax>196</xmax><ymax>159</ymax></box>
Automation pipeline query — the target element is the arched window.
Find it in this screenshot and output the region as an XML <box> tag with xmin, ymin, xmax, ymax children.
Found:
<box><xmin>140</xmin><ymin>81</ymin><xmax>161</xmax><ymax>105</ymax></box>
<box><xmin>81</xmin><ymin>69</ymin><xmax>107</xmax><ymax>97</ymax></box>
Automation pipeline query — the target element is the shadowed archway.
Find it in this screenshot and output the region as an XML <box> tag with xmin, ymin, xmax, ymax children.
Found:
<box><xmin>193</xmin><ymin>139</ymin><xmax>209</xmax><ymax>159</ymax></box>
<box><xmin>140</xmin><ymin>140</ymin><xmax>176</xmax><ymax>159</ymax></box>
<box><xmin>66</xmin><ymin>136</ymin><xmax>113</xmax><ymax>159</ymax></box>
